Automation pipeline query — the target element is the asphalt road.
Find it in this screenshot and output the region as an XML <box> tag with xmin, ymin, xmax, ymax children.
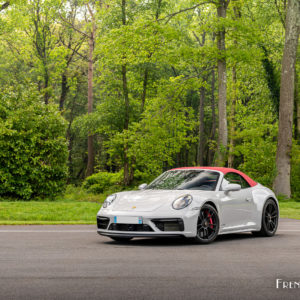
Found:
<box><xmin>0</xmin><ymin>219</ymin><xmax>299</xmax><ymax>300</ymax></box>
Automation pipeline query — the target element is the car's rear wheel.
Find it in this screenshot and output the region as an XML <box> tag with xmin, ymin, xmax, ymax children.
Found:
<box><xmin>252</xmin><ymin>198</ymin><xmax>278</xmax><ymax>237</ymax></box>
<box><xmin>194</xmin><ymin>204</ymin><xmax>219</xmax><ymax>244</ymax></box>
<box><xmin>110</xmin><ymin>237</ymin><xmax>133</xmax><ymax>242</ymax></box>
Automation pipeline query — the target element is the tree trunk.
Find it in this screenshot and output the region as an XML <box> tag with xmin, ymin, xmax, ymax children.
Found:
<box><xmin>273</xmin><ymin>0</ymin><xmax>300</xmax><ymax>197</ymax></box>
<box><xmin>0</xmin><ymin>2</ymin><xmax>9</xmax><ymax>11</ymax></box>
<box><xmin>122</xmin><ymin>63</ymin><xmax>130</xmax><ymax>185</ymax></box>
<box><xmin>208</xmin><ymin>66</ymin><xmax>217</xmax><ymax>165</ymax></box>
<box><xmin>122</xmin><ymin>64</ymin><xmax>130</xmax><ymax>130</ymax></box>
<box><xmin>140</xmin><ymin>0</ymin><xmax>162</xmax><ymax>113</ymax></box>
<box><xmin>59</xmin><ymin>72</ymin><xmax>68</xmax><ymax>111</ymax></box>
<box><xmin>66</xmin><ymin>93</ymin><xmax>76</xmax><ymax>183</ymax></box>
<box><xmin>228</xmin><ymin>65</ymin><xmax>237</xmax><ymax>167</ymax></box>
<box><xmin>215</xmin><ymin>0</ymin><xmax>229</xmax><ymax>166</ymax></box>
<box><xmin>86</xmin><ymin>31</ymin><xmax>95</xmax><ymax>177</ymax></box>
<box><xmin>121</xmin><ymin>0</ymin><xmax>132</xmax><ymax>186</ymax></box>
<box><xmin>228</xmin><ymin>7</ymin><xmax>240</xmax><ymax>167</ymax></box>
<box><xmin>44</xmin><ymin>67</ymin><xmax>49</xmax><ymax>105</ymax></box>
<box><xmin>261</xmin><ymin>46</ymin><xmax>280</xmax><ymax>115</ymax></box>
<box><xmin>67</xmin><ymin>133</ymin><xmax>74</xmax><ymax>183</ymax></box>
<box><xmin>197</xmin><ymin>87</ymin><xmax>205</xmax><ymax>165</ymax></box>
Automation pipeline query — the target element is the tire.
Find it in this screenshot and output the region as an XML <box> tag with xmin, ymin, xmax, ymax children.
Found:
<box><xmin>110</xmin><ymin>237</ymin><xmax>133</xmax><ymax>242</ymax></box>
<box><xmin>252</xmin><ymin>198</ymin><xmax>278</xmax><ymax>237</ymax></box>
<box><xmin>193</xmin><ymin>204</ymin><xmax>219</xmax><ymax>244</ymax></box>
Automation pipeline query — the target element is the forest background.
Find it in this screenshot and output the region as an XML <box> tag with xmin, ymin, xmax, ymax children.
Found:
<box><xmin>0</xmin><ymin>0</ymin><xmax>299</xmax><ymax>223</ymax></box>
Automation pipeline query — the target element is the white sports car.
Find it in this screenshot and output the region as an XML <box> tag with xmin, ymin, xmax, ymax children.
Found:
<box><xmin>97</xmin><ymin>167</ymin><xmax>279</xmax><ymax>244</ymax></box>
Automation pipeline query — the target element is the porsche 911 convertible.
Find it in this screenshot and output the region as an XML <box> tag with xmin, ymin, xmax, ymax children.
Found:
<box><xmin>97</xmin><ymin>167</ymin><xmax>279</xmax><ymax>244</ymax></box>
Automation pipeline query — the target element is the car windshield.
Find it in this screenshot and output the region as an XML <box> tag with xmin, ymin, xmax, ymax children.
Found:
<box><xmin>146</xmin><ymin>170</ymin><xmax>220</xmax><ymax>191</ymax></box>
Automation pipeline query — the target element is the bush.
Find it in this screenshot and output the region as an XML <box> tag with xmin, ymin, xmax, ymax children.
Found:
<box><xmin>83</xmin><ymin>171</ymin><xmax>123</xmax><ymax>194</ymax></box>
<box><xmin>0</xmin><ymin>88</ymin><xmax>68</xmax><ymax>199</ymax></box>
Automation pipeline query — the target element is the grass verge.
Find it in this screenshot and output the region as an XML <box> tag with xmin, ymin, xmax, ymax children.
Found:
<box><xmin>0</xmin><ymin>200</ymin><xmax>299</xmax><ymax>225</ymax></box>
<box><xmin>279</xmin><ymin>201</ymin><xmax>300</xmax><ymax>219</ymax></box>
<box><xmin>0</xmin><ymin>201</ymin><xmax>101</xmax><ymax>225</ymax></box>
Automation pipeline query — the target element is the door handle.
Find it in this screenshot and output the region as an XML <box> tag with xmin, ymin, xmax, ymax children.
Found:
<box><xmin>246</xmin><ymin>197</ymin><xmax>252</xmax><ymax>202</ymax></box>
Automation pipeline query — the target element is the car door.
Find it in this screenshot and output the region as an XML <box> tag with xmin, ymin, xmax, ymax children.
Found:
<box><xmin>219</xmin><ymin>172</ymin><xmax>254</xmax><ymax>231</ymax></box>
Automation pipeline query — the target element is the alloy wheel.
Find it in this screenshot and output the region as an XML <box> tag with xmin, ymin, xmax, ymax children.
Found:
<box><xmin>264</xmin><ymin>201</ymin><xmax>278</xmax><ymax>234</ymax></box>
<box><xmin>195</xmin><ymin>204</ymin><xmax>219</xmax><ymax>244</ymax></box>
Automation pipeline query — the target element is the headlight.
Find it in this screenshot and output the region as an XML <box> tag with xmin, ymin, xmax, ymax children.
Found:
<box><xmin>102</xmin><ymin>194</ymin><xmax>117</xmax><ymax>208</ymax></box>
<box><xmin>172</xmin><ymin>195</ymin><xmax>193</xmax><ymax>210</ymax></box>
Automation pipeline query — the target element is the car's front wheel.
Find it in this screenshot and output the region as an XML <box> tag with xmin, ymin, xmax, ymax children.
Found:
<box><xmin>194</xmin><ymin>204</ymin><xmax>219</xmax><ymax>244</ymax></box>
<box><xmin>252</xmin><ymin>198</ymin><xmax>278</xmax><ymax>237</ymax></box>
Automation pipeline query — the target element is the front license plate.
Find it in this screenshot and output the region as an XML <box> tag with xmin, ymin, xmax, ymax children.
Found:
<box><xmin>113</xmin><ymin>216</ymin><xmax>143</xmax><ymax>224</ymax></box>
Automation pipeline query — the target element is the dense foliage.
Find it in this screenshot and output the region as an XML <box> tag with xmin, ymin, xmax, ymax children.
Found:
<box><xmin>0</xmin><ymin>0</ymin><xmax>299</xmax><ymax>199</ymax></box>
<box><xmin>82</xmin><ymin>171</ymin><xmax>123</xmax><ymax>194</ymax></box>
<box><xmin>0</xmin><ymin>87</ymin><xmax>68</xmax><ymax>199</ymax></box>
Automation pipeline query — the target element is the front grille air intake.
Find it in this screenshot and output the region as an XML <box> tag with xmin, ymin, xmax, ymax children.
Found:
<box><xmin>108</xmin><ymin>223</ymin><xmax>154</xmax><ymax>232</ymax></box>
<box><xmin>151</xmin><ymin>218</ymin><xmax>184</xmax><ymax>231</ymax></box>
<box><xmin>97</xmin><ymin>217</ymin><xmax>110</xmax><ymax>229</ymax></box>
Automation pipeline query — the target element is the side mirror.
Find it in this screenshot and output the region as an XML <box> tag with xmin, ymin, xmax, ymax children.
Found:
<box><xmin>138</xmin><ymin>183</ymin><xmax>148</xmax><ymax>190</ymax></box>
<box><xmin>224</xmin><ymin>183</ymin><xmax>241</xmax><ymax>192</ymax></box>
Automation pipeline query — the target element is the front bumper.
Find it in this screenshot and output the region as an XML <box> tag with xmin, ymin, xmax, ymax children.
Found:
<box><xmin>97</xmin><ymin>210</ymin><xmax>199</xmax><ymax>238</ymax></box>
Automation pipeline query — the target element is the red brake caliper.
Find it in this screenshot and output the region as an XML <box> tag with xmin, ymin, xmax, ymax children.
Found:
<box><xmin>208</xmin><ymin>212</ymin><xmax>213</xmax><ymax>229</ymax></box>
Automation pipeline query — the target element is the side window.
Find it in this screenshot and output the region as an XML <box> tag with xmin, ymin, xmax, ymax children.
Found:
<box><xmin>239</xmin><ymin>176</ymin><xmax>250</xmax><ymax>189</ymax></box>
<box><xmin>224</xmin><ymin>173</ymin><xmax>241</xmax><ymax>184</ymax></box>
<box><xmin>222</xmin><ymin>172</ymin><xmax>250</xmax><ymax>189</ymax></box>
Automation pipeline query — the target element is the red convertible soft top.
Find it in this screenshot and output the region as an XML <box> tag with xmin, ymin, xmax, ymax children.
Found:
<box><xmin>171</xmin><ymin>167</ymin><xmax>257</xmax><ymax>187</ymax></box>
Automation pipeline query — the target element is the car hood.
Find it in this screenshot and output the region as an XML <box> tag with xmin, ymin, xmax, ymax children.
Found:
<box><xmin>111</xmin><ymin>189</ymin><xmax>212</xmax><ymax>212</ymax></box>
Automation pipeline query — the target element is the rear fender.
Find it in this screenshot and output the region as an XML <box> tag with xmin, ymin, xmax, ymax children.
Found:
<box><xmin>252</xmin><ymin>187</ymin><xmax>279</xmax><ymax>229</ymax></box>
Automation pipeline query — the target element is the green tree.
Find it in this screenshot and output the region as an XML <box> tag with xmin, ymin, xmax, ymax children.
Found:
<box><xmin>274</xmin><ymin>0</ymin><xmax>300</xmax><ymax>197</ymax></box>
<box><xmin>0</xmin><ymin>86</ymin><xmax>68</xmax><ymax>199</ymax></box>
